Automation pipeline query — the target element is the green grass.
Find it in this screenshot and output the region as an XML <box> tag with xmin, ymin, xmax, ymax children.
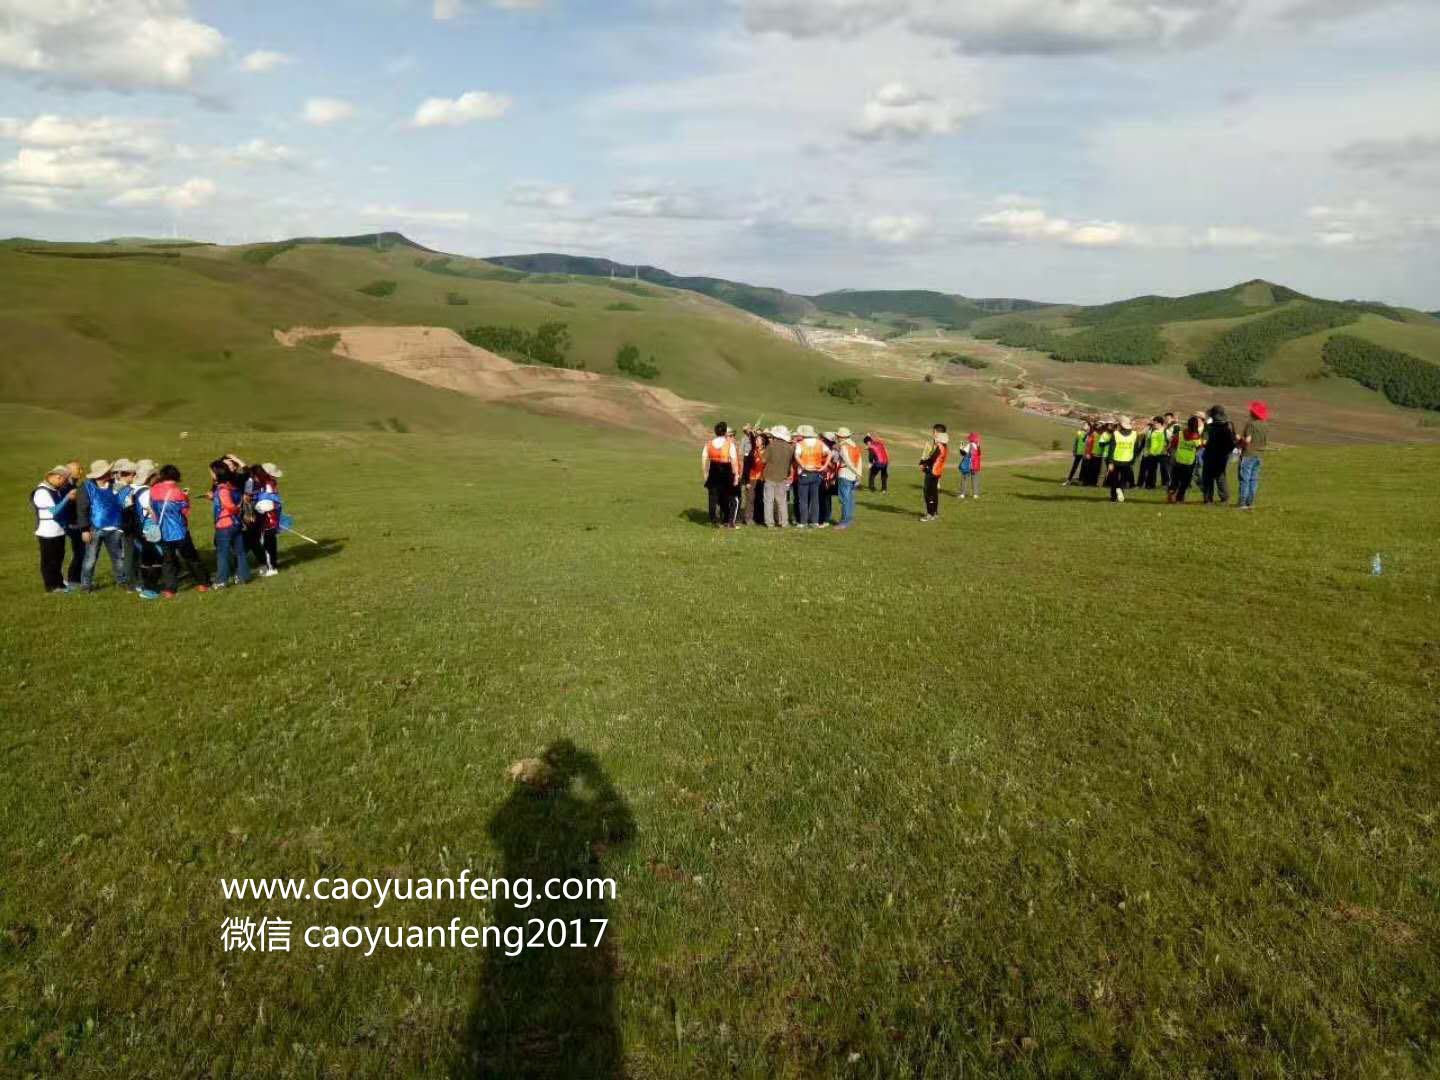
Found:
<box><xmin>3</xmin><ymin>405</ymin><xmax>1439</xmax><ymax>1077</ymax></box>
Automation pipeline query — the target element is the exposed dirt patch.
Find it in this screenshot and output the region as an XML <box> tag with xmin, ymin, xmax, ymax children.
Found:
<box><xmin>1328</xmin><ymin>904</ymin><xmax>1418</xmax><ymax>946</ymax></box>
<box><xmin>275</xmin><ymin>325</ymin><xmax>708</xmax><ymax>439</ymax></box>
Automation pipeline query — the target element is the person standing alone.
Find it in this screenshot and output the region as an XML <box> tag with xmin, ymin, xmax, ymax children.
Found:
<box><xmin>701</xmin><ymin>422</ymin><xmax>740</xmax><ymax>527</ymax></box>
<box><xmin>864</xmin><ymin>434</ymin><xmax>890</xmax><ymax>493</ymax></box>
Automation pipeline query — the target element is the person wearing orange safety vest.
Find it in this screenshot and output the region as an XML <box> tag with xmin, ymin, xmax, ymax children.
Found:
<box><xmin>919</xmin><ymin>424</ymin><xmax>949</xmax><ymax>522</ymax></box>
<box><xmin>701</xmin><ymin>421</ymin><xmax>740</xmax><ymax>527</ymax></box>
<box><xmin>741</xmin><ymin>427</ymin><xmax>769</xmax><ymax>526</ymax></box>
<box><xmin>1106</xmin><ymin>416</ymin><xmax>1140</xmax><ymax>503</ymax></box>
<box><xmin>833</xmin><ymin>428</ymin><xmax>863</xmax><ymax>529</ymax></box>
<box><xmin>792</xmin><ymin>424</ymin><xmax>829</xmax><ymax>528</ymax></box>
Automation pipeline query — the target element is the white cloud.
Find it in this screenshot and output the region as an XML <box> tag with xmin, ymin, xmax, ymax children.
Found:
<box><xmin>0</xmin><ymin>0</ymin><xmax>224</xmax><ymax>91</ymax></box>
<box><xmin>1306</xmin><ymin>200</ymin><xmax>1385</xmax><ymax>222</ymax></box>
<box><xmin>507</xmin><ymin>182</ymin><xmax>574</xmax><ymax>209</ymax></box>
<box><xmin>359</xmin><ymin>203</ymin><xmax>472</xmax><ymax>226</ymax></box>
<box><xmin>974</xmin><ymin>205</ymin><xmax>1146</xmax><ymax>247</ymax></box>
<box><xmin>433</xmin><ymin>0</ymin><xmax>544</xmax><ymax>18</ymax></box>
<box><xmin>110</xmin><ymin>177</ymin><xmax>217</xmax><ymax>209</ymax></box>
<box><xmin>412</xmin><ymin>91</ymin><xmax>512</xmax><ymax>128</ymax></box>
<box><xmin>0</xmin><ymin>113</ymin><xmax>169</xmax><ymax>157</ymax></box>
<box><xmin>221</xmin><ymin>138</ymin><xmax>299</xmax><ymax>167</ymax></box>
<box><xmin>744</xmin><ymin>0</ymin><xmax>1403</xmax><ymax>55</ymax></box>
<box><xmin>239</xmin><ymin>50</ymin><xmax>291</xmax><ymax>73</ymax></box>
<box><xmin>863</xmin><ymin>214</ymin><xmax>924</xmax><ymax>244</ymax></box>
<box><xmin>0</xmin><ymin>147</ymin><xmax>146</xmax><ymax>189</ymax></box>
<box><xmin>1193</xmin><ymin>226</ymin><xmax>1279</xmax><ymax>249</ymax></box>
<box><xmin>608</xmin><ymin>185</ymin><xmax>730</xmax><ymax>220</ymax></box>
<box><xmin>850</xmin><ymin>81</ymin><xmax>978</xmax><ymax>140</ymax></box>
<box><xmin>303</xmin><ymin>98</ymin><xmax>356</xmax><ymax>126</ymax></box>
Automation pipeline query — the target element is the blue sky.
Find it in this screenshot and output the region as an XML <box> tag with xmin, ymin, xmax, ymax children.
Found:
<box><xmin>2</xmin><ymin>0</ymin><xmax>1437</xmax><ymax>306</ymax></box>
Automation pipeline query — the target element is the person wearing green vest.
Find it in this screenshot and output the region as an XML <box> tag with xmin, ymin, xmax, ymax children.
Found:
<box><xmin>1137</xmin><ymin>416</ymin><xmax>1167</xmax><ymax>490</ymax></box>
<box><xmin>1106</xmin><ymin>417</ymin><xmax>1139</xmax><ymax>502</ymax></box>
<box><xmin>1062</xmin><ymin>420</ymin><xmax>1091</xmax><ymax>485</ymax></box>
<box><xmin>1159</xmin><ymin>412</ymin><xmax>1179</xmax><ymax>488</ymax></box>
<box><xmin>1166</xmin><ymin>414</ymin><xmax>1205</xmax><ymax>503</ymax></box>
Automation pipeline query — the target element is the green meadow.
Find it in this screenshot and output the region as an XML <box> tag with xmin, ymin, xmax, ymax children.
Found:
<box><xmin>4</xmin><ymin>241</ymin><xmax>1440</xmax><ymax>1077</ymax></box>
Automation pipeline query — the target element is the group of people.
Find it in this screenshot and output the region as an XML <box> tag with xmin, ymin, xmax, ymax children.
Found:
<box><xmin>30</xmin><ymin>454</ymin><xmax>286</xmax><ymax>597</ymax></box>
<box><xmin>1061</xmin><ymin>401</ymin><xmax>1269</xmax><ymax>507</ymax></box>
<box><xmin>700</xmin><ymin>422</ymin><xmax>983</xmax><ymax>528</ymax></box>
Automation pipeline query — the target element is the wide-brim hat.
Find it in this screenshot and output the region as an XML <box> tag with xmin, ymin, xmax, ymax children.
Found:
<box><xmin>1249</xmin><ymin>400</ymin><xmax>1270</xmax><ymax>421</ymax></box>
<box><xmin>1118</xmin><ymin>417</ymin><xmax>1133</xmax><ymax>429</ymax></box>
<box><xmin>822</xmin><ymin>431</ymin><xmax>836</xmax><ymax>441</ymax></box>
<box><xmin>133</xmin><ymin>458</ymin><xmax>157</xmax><ymax>482</ymax></box>
<box><xmin>795</xmin><ymin>425</ymin><xmax>817</xmax><ymax>439</ymax></box>
<box><xmin>836</xmin><ymin>427</ymin><xmax>853</xmax><ymax>439</ymax></box>
<box><xmin>88</xmin><ymin>458</ymin><xmax>113</xmax><ymax>477</ymax></box>
<box><xmin>769</xmin><ymin>424</ymin><xmax>791</xmax><ymax>441</ymax></box>
<box><xmin>44</xmin><ymin>464</ymin><xmax>70</xmax><ymax>482</ymax></box>
<box><xmin>934</xmin><ymin>432</ymin><xmax>950</xmax><ymax>445</ymax></box>
<box><xmin>261</xmin><ymin>462</ymin><xmax>285</xmax><ymax>478</ymax></box>
<box><xmin>111</xmin><ymin>458</ymin><xmax>136</xmax><ymax>475</ymax></box>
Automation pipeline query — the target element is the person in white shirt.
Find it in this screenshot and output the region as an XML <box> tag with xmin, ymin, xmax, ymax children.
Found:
<box><xmin>32</xmin><ymin>466</ymin><xmax>74</xmax><ymax>593</ymax></box>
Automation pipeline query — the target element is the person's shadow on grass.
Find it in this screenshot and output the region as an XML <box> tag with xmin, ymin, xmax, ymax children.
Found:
<box><xmin>457</xmin><ymin>740</ymin><xmax>634</xmax><ymax>1079</ymax></box>
<box><xmin>275</xmin><ymin>536</ymin><xmax>346</xmax><ymax>567</ymax></box>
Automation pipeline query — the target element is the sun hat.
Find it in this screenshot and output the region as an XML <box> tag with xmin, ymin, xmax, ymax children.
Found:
<box><xmin>111</xmin><ymin>458</ymin><xmax>136</xmax><ymax>475</ymax></box>
<box><xmin>934</xmin><ymin>432</ymin><xmax>949</xmax><ymax>445</ymax></box>
<box><xmin>769</xmin><ymin>424</ymin><xmax>791</xmax><ymax>441</ymax></box>
<box><xmin>261</xmin><ymin>462</ymin><xmax>285</xmax><ymax>478</ymax></box>
<box><xmin>1249</xmin><ymin>400</ymin><xmax>1270</xmax><ymax>421</ymax></box>
<box><xmin>44</xmin><ymin>464</ymin><xmax>70</xmax><ymax>481</ymax></box>
<box><xmin>836</xmin><ymin>427</ymin><xmax>853</xmax><ymax>439</ymax></box>
<box><xmin>88</xmin><ymin>458</ymin><xmax>113</xmax><ymax>478</ymax></box>
<box><xmin>822</xmin><ymin>430</ymin><xmax>836</xmax><ymax>442</ymax></box>
<box><xmin>1119</xmin><ymin>417</ymin><xmax>1132</xmax><ymax>429</ymax></box>
<box><xmin>133</xmin><ymin>459</ymin><xmax>157</xmax><ymax>483</ymax></box>
<box><xmin>968</xmin><ymin>432</ymin><xmax>979</xmax><ymax>442</ymax></box>
<box><xmin>795</xmin><ymin>424</ymin><xmax>817</xmax><ymax>439</ymax></box>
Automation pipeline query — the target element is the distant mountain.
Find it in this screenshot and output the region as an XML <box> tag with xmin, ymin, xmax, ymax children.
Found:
<box><xmin>483</xmin><ymin>253</ymin><xmax>814</xmax><ymax>323</ymax></box>
<box><xmin>486</xmin><ymin>253</ymin><xmax>1054</xmax><ymax>326</ymax></box>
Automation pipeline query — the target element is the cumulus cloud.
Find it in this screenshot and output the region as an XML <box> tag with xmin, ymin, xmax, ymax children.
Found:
<box><xmin>303</xmin><ymin>98</ymin><xmax>356</xmax><ymax>126</ymax></box>
<box><xmin>0</xmin><ymin>146</ymin><xmax>146</xmax><ymax>189</ymax></box>
<box><xmin>1192</xmin><ymin>226</ymin><xmax>1280</xmax><ymax>249</ymax></box>
<box><xmin>507</xmin><ymin>182</ymin><xmax>574</xmax><ymax>209</ymax></box>
<box><xmin>412</xmin><ymin>91</ymin><xmax>512</xmax><ymax>128</ymax></box>
<box><xmin>239</xmin><ymin>50</ymin><xmax>291</xmax><ymax>73</ymax></box>
<box><xmin>744</xmin><ymin>0</ymin><xmax>1404</xmax><ymax>54</ymax></box>
<box><xmin>607</xmin><ymin>185</ymin><xmax>729</xmax><ymax>219</ymax></box>
<box><xmin>110</xmin><ymin>176</ymin><xmax>217</xmax><ymax>209</ymax></box>
<box><xmin>0</xmin><ymin>113</ymin><xmax>169</xmax><ymax>157</ymax></box>
<box><xmin>974</xmin><ymin>206</ymin><xmax>1146</xmax><ymax>247</ymax></box>
<box><xmin>221</xmin><ymin>138</ymin><xmax>299</xmax><ymax>167</ymax></box>
<box><xmin>0</xmin><ymin>0</ymin><xmax>225</xmax><ymax>91</ymax></box>
<box><xmin>863</xmin><ymin>214</ymin><xmax>924</xmax><ymax>244</ymax></box>
<box><xmin>850</xmin><ymin>82</ymin><xmax>978</xmax><ymax>141</ymax></box>
<box><xmin>433</xmin><ymin>0</ymin><xmax>544</xmax><ymax>18</ymax></box>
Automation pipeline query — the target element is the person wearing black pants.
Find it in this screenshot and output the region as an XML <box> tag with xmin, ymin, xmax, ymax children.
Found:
<box><xmin>39</xmin><ymin>536</ymin><xmax>67</xmax><ymax>591</ymax></box>
<box><xmin>1200</xmin><ymin>405</ymin><xmax>1236</xmax><ymax>504</ymax></box>
<box><xmin>160</xmin><ymin>537</ymin><xmax>210</xmax><ymax>593</ymax></box>
<box><xmin>923</xmin><ymin>472</ymin><xmax>940</xmax><ymax>518</ymax></box>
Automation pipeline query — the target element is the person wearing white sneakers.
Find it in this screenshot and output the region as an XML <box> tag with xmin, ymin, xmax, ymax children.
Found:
<box><xmin>1107</xmin><ymin>418</ymin><xmax>1139</xmax><ymax>503</ymax></box>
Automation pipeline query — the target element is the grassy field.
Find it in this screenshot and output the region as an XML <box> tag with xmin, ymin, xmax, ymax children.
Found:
<box><xmin>3</xmin><ymin>402</ymin><xmax>1439</xmax><ymax>1078</ymax></box>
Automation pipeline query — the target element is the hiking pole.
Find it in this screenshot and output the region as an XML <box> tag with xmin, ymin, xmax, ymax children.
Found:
<box><xmin>280</xmin><ymin>523</ymin><xmax>321</xmax><ymax>545</ymax></box>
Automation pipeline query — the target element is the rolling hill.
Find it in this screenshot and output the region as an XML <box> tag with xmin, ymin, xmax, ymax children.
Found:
<box><xmin>485</xmin><ymin>252</ymin><xmax>1055</xmax><ymax>330</ymax></box>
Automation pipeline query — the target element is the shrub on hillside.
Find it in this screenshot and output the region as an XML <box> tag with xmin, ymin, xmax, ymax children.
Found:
<box><xmin>358</xmin><ymin>279</ymin><xmax>398</xmax><ymax>298</ymax></box>
<box><xmin>606</xmin><ymin>301</ymin><xmax>641</xmax><ymax>312</ymax></box>
<box><xmin>1187</xmin><ymin>303</ymin><xmax>1359</xmax><ymax>386</ymax></box>
<box><xmin>463</xmin><ymin>321</ymin><xmax>576</xmax><ymax>368</ymax></box>
<box><xmin>1323</xmin><ymin>334</ymin><xmax>1440</xmax><ymax>411</ymax></box>
<box><xmin>242</xmin><ymin>240</ymin><xmax>297</xmax><ymax>266</ymax></box>
<box><xmin>616</xmin><ymin>343</ymin><xmax>660</xmax><ymax>380</ymax></box>
<box><xmin>445</xmin><ymin>292</ymin><xmax>469</xmax><ymax>306</ymax></box>
<box><xmin>949</xmin><ymin>354</ymin><xmax>991</xmax><ymax>370</ymax></box>
<box><xmin>821</xmin><ymin>378</ymin><xmax>864</xmax><ymax>403</ymax></box>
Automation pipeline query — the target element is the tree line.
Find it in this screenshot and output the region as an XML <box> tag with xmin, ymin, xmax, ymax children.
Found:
<box><xmin>973</xmin><ymin>320</ymin><xmax>1166</xmax><ymax>366</ymax></box>
<box><xmin>1322</xmin><ymin>334</ymin><xmax>1440</xmax><ymax>411</ymax></box>
<box><xmin>1186</xmin><ymin>303</ymin><xmax>1359</xmax><ymax>386</ymax></box>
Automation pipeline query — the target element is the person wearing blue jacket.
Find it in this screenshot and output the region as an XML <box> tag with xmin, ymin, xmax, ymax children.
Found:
<box><xmin>78</xmin><ymin>458</ymin><xmax>131</xmax><ymax>592</ymax></box>
<box><xmin>145</xmin><ymin>465</ymin><xmax>211</xmax><ymax>598</ymax></box>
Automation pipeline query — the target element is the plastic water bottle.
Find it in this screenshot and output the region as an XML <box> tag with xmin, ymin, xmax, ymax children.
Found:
<box><xmin>1371</xmin><ymin>553</ymin><xmax>1383</xmax><ymax>576</ymax></box>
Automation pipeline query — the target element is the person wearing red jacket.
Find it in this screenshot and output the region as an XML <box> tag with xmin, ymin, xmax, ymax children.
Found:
<box><xmin>146</xmin><ymin>465</ymin><xmax>211</xmax><ymax>597</ymax></box>
<box><xmin>863</xmin><ymin>434</ymin><xmax>889</xmax><ymax>493</ymax></box>
<box><xmin>209</xmin><ymin>458</ymin><xmax>252</xmax><ymax>588</ymax></box>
